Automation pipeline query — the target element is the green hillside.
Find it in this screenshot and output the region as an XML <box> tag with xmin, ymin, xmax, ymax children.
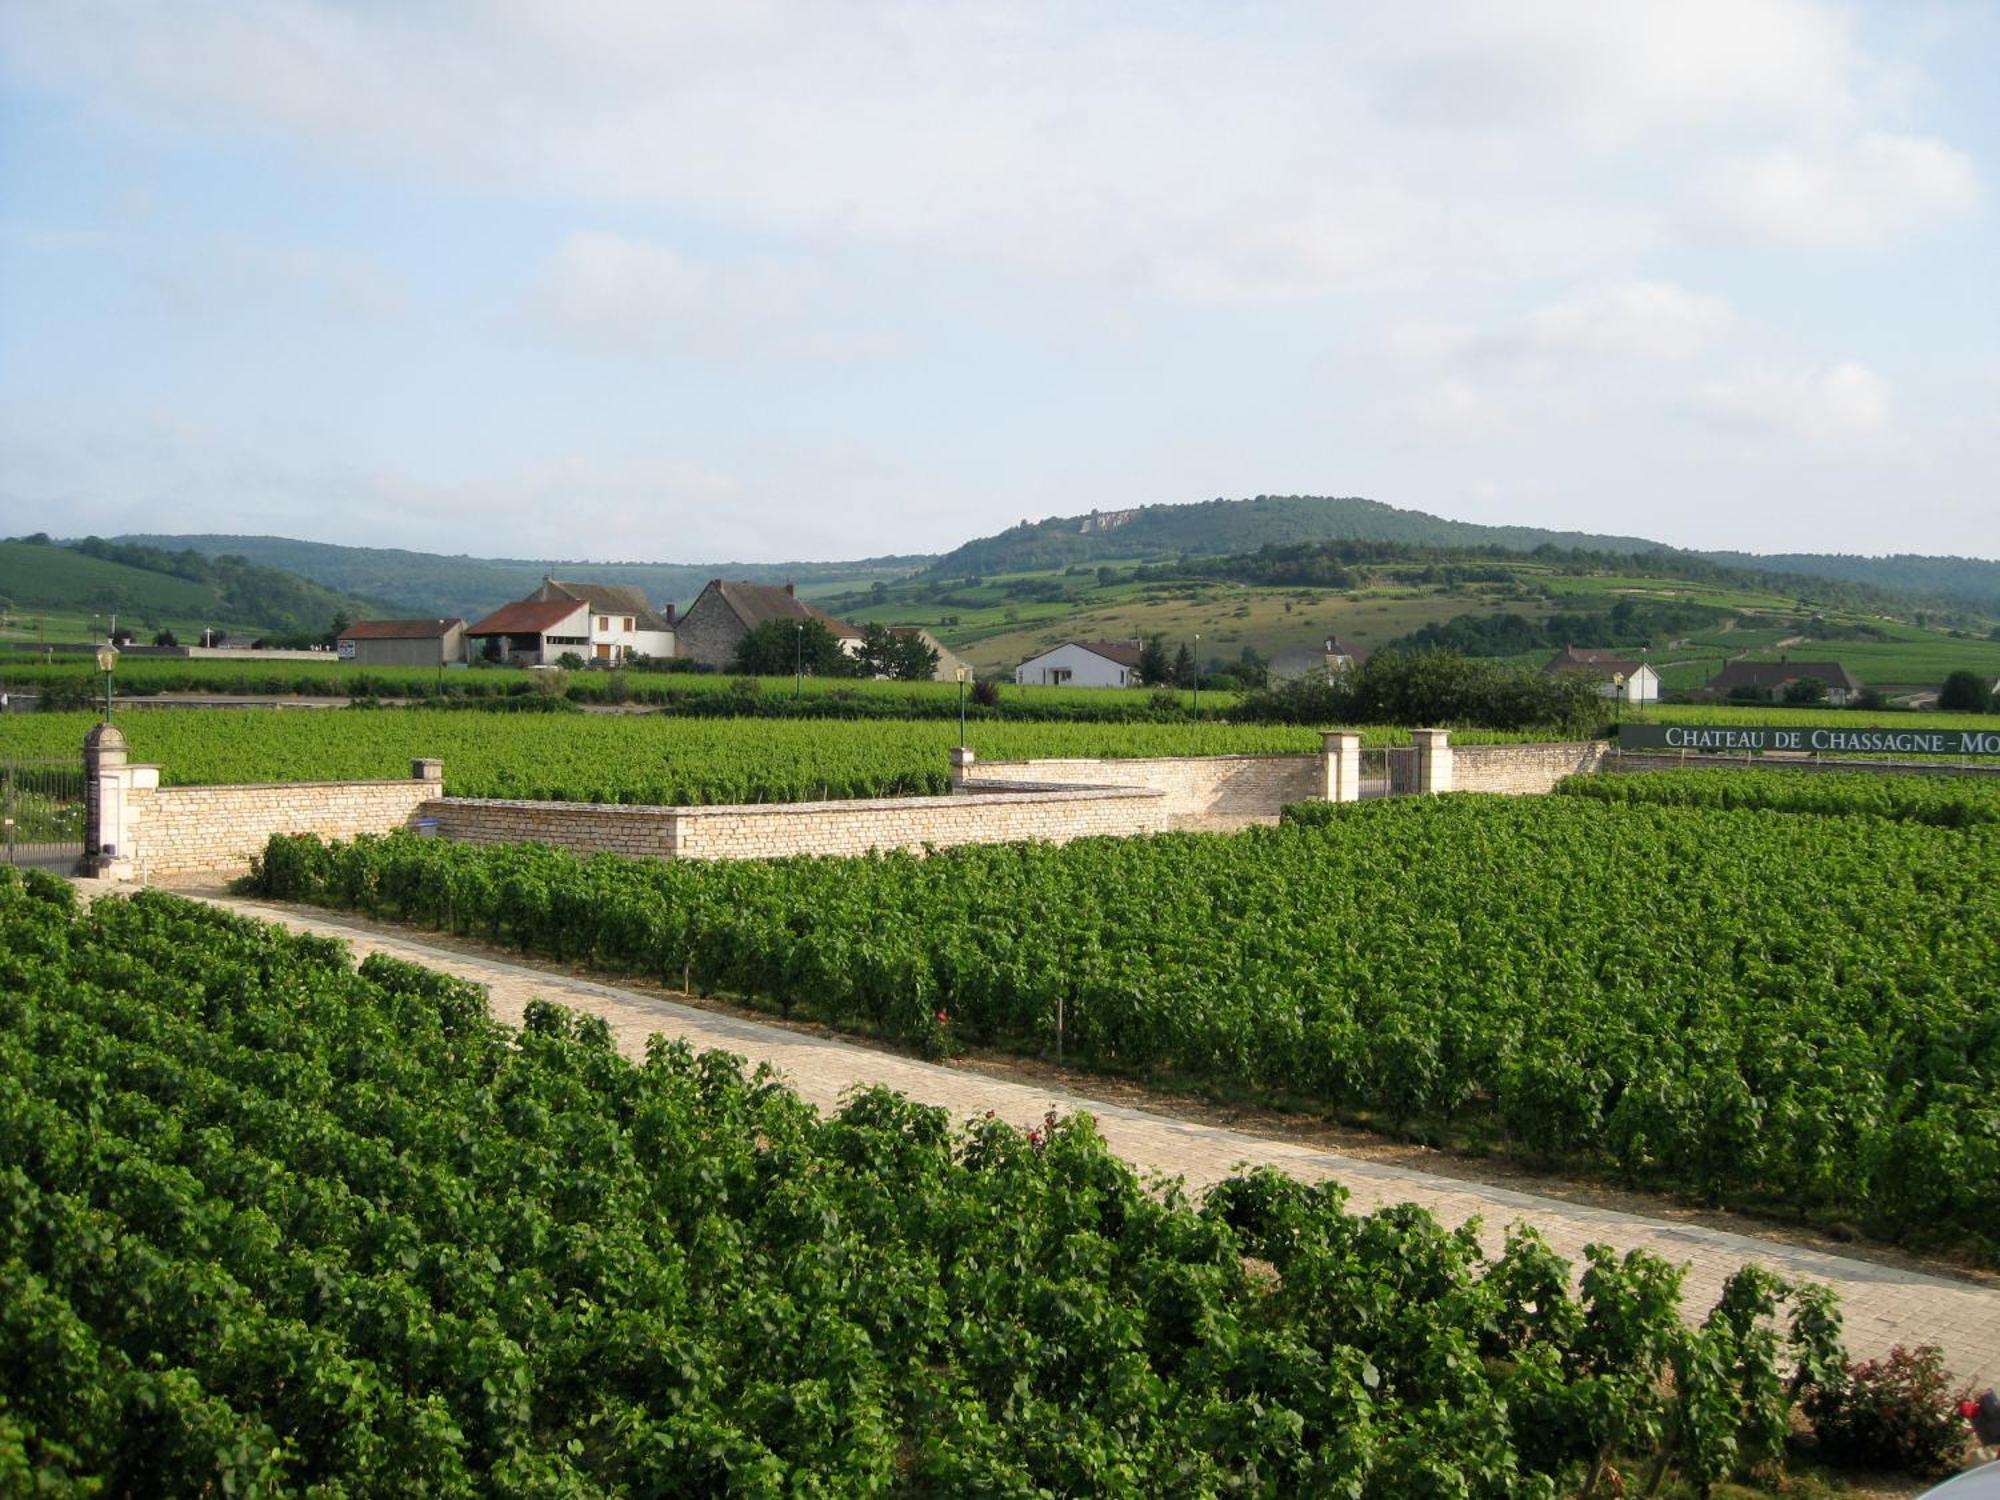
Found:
<box><xmin>1704</xmin><ymin>551</ymin><xmax>2000</xmax><ymax>613</ymax></box>
<box><xmin>926</xmin><ymin>494</ymin><xmax>1667</xmax><ymax>576</ymax></box>
<box><xmin>0</xmin><ymin>537</ymin><xmax>391</xmax><ymax>640</ymax></box>
<box><xmin>112</xmin><ymin>534</ymin><xmax>929</xmax><ymax>620</ymax></box>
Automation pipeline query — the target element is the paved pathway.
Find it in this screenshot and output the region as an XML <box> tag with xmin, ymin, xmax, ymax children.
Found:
<box><xmin>141</xmin><ymin>887</ymin><xmax>2000</xmax><ymax>1387</ymax></box>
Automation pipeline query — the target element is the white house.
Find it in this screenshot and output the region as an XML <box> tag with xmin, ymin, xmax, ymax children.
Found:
<box><xmin>464</xmin><ymin>598</ymin><xmax>593</xmax><ymax>667</ymax></box>
<box><xmin>527</xmin><ymin>578</ymin><xmax>676</xmax><ymax>663</ymax></box>
<box><xmin>1545</xmin><ymin>646</ymin><xmax>1660</xmax><ymax>705</ymax></box>
<box><xmin>1014</xmin><ymin>639</ymin><xmax>1144</xmax><ymax>688</ymax></box>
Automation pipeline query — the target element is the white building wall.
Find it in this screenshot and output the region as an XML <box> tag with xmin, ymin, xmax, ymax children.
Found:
<box><xmin>1013</xmin><ymin>642</ymin><xmax>1134</xmax><ymax>688</ymax></box>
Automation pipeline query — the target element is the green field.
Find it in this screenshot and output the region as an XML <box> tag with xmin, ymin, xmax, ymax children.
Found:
<box><xmin>0</xmin><ymin>709</ymin><xmax>1559</xmax><ymax>803</ymax></box>
<box><xmin>0</xmin><ymin>711</ymin><xmax>1324</xmax><ymax>803</ymax></box>
<box><xmin>0</xmin><ymin>872</ymin><xmax>1873</xmax><ymax>1495</ymax></box>
<box><xmin>255</xmin><ymin>789</ymin><xmax>2000</xmax><ymax>1256</ymax></box>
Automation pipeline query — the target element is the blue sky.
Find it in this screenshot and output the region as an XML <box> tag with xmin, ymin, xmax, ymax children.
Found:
<box><xmin>1</xmin><ymin>1</ymin><xmax>1995</xmax><ymax>563</ymax></box>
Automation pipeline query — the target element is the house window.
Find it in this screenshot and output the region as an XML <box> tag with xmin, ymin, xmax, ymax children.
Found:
<box><xmin>622</xmin><ymin>617</ymin><xmax>633</xmax><ymax>632</ymax></box>
<box><xmin>597</xmin><ymin>616</ymin><xmax>609</xmax><ymax>631</ymax></box>
<box><xmin>1046</xmin><ymin>668</ymin><xmax>1072</xmax><ymax>685</ymax></box>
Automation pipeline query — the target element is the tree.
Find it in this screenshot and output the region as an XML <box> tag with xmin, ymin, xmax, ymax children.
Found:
<box><xmin>1938</xmin><ymin>670</ymin><xmax>1993</xmax><ymax>712</ymax></box>
<box><xmin>858</xmin><ymin>623</ymin><xmax>901</xmax><ymax>679</ymax></box>
<box><xmin>1782</xmin><ymin>675</ymin><xmax>1827</xmax><ymax>707</ymax></box>
<box><xmin>481</xmin><ymin>635</ymin><xmax>504</xmax><ymax>663</ymax></box>
<box><xmin>152</xmin><ymin>629</ymin><xmax>178</xmax><ymax>648</ymax></box>
<box><xmin>555</xmin><ymin>651</ymin><xmax>587</xmax><ymax>671</ymax></box>
<box><xmin>1171</xmin><ymin>644</ymin><xmax>1195</xmax><ymax>689</ymax></box>
<box><xmin>731</xmin><ymin>618</ymin><xmax>856</xmax><ymax>677</ymax></box>
<box><xmin>892</xmin><ymin>631</ymin><xmax>940</xmax><ymax>682</ymax></box>
<box><xmin>1137</xmin><ymin>635</ymin><xmax>1173</xmax><ymax>688</ymax></box>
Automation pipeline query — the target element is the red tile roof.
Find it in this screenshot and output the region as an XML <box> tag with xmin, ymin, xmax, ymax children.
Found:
<box><xmin>339</xmin><ymin>618</ymin><xmax>465</xmax><ymax>641</ymax></box>
<box><xmin>465</xmin><ymin>600</ymin><xmax>587</xmax><ymax>636</ymax></box>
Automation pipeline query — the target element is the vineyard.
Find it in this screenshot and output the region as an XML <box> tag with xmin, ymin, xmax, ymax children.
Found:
<box><xmin>0</xmin><ymin>710</ymin><xmax>1525</xmax><ymax>806</ymax></box>
<box><xmin>0</xmin><ymin>711</ymin><xmax>1338</xmax><ymax>803</ymax></box>
<box><xmin>0</xmin><ymin>656</ymin><xmax>1245</xmax><ymax>719</ymax></box>
<box><xmin>248</xmin><ymin>795</ymin><xmax>2000</xmax><ymax>1254</ymax></box>
<box><xmin>0</xmin><ymin>870</ymin><xmax>1881</xmax><ymax>1494</ymax></box>
<box><xmin>1560</xmin><ymin>769</ymin><xmax>2000</xmax><ymax>828</ymax></box>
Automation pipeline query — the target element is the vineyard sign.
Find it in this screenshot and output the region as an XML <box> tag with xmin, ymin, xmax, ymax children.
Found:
<box><xmin>1620</xmin><ymin>724</ymin><xmax>2000</xmax><ymax>756</ymax></box>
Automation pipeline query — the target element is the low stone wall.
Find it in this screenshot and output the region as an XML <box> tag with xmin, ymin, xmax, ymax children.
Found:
<box><xmin>959</xmin><ymin>754</ymin><xmax>1324</xmax><ymax>828</ymax></box>
<box><xmin>434</xmin><ymin>785</ymin><xmax>1169</xmax><ymax>861</ymax></box>
<box><xmin>130</xmin><ymin>777</ymin><xmax>444</xmax><ymax>878</ymax></box>
<box><xmin>1606</xmin><ymin>751</ymin><xmax>2000</xmax><ymax>780</ymax></box>
<box><xmin>1448</xmin><ymin>741</ymin><xmax>1607</xmax><ymax>795</ymax></box>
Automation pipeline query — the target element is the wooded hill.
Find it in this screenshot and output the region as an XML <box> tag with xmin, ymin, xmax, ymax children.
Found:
<box><xmin>0</xmin><ymin>536</ymin><xmax>391</xmax><ymax>640</ymax></box>
<box><xmin>112</xmin><ymin>534</ymin><xmax>927</xmax><ymax>623</ymax></box>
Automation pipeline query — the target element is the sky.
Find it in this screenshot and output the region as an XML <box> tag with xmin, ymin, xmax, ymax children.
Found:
<box><xmin>1</xmin><ymin>0</ymin><xmax>1995</xmax><ymax>564</ymax></box>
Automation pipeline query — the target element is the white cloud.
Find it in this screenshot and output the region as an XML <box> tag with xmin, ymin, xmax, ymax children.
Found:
<box><xmin>1402</xmin><ymin>379</ymin><xmax>1511</xmax><ymax>444</ymax></box>
<box><xmin>1691</xmin><ymin>360</ymin><xmax>1893</xmax><ymax>443</ymax></box>
<box><xmin>1373</xmin><ymin>0</ymin><xmax>1862</xmax><ymax>144</ymax></box>
<box><xmin>527</xmin><ymin>231</ymin><xmax>815</xmax><ymax>356</ymax></box>
<box><xmin>1518</xmin><ymin>280</ymin><xmax>1735</xmax><ymax>362</ymax></box>
<box><xmin>1704</xmin><ymin>131</ymin><xmax>1979</xmax><ymax>248</ymax></box>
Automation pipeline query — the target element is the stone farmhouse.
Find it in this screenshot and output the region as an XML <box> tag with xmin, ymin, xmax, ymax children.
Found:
<box><xmin>1545</xmin><ymin>645</ymin><xmax>1661</xmax><ymax>705</ymax></box>
<box><xmin>1015</xmin><ymin>640</ymin><xmax>1143</xmax><ymax>688</ymax></box>
<box><xmin>1708</xmin><ymin>659</ymin><xmax>1865</xmax><ymax>706</ymax></box>
<box><xmin>337</xmin><ymin>618</ymin><xmax>467</xmax><ymax>667</ymax></box>
<box><xmin>675</xmin><ymin>580</ymin><xmax>864</xmax><ymax>669</ymax></box>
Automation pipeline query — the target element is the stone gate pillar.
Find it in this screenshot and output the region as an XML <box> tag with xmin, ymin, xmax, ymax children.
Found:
<box><xmin>1412</xmin><ymin>728</ymin><xmax>1454</xmax><ymax>795</ymax></box>
<box><xmin>948</xmin><ymin>746</ymin><xmax>976</xmax><ymax>792</ymax></box>
<box><xmin>83</xmin><ymin>722</ymin><xmax>128</xmax><ymax>879</ymax></box>
<box><xmin>1322</xmin><ymin>731</ymin><xmax>1362</xmax><ymax>802</ymax></box>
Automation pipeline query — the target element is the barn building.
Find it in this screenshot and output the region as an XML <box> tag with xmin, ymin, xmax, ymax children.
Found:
<box><xmin>336</xmin><ymin>618</ymin><xmax>467</xmax><ymax>668</ymax></box>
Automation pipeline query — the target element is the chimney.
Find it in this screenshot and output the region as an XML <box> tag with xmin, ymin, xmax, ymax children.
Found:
<box><xmin>665</xmin><ymin>604</ymin><xmax>676</xmax><ymax>625</ymax></box>
<box><xmin>784</xmin><ymin>582</ymin><xmax>795</xmax><ymax>597</ymax></box>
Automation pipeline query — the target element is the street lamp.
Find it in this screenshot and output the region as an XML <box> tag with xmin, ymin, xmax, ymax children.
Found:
<box><xmin>795</xmin><ymin>622</ymin><xmax>804</xmax><ymax>700</ymax></box>
<box><xmin>1192</xmin><ymin>632</ymin><xmax>1201</xmax><ymax>714</ymax></box>
<box><xmin>94</xmin><ymin>644</ymin><xmax>118</xmax><ymax>721</ymax></box>
<box><xmin>956</xmin><ymin>665</ymin><xmax>969</xmax><ymax>749</ymax></box>
<box><xmin>1612</xmin><ymin>672</ymin><xmax>1625</xmax><ymax>726</ymax></box>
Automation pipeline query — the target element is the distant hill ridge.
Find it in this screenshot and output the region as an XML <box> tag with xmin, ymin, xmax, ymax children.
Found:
<box><xmin>111</xmin><ymin>535</ymin><xmax>928</xmax><ymax>621</ymax></box>
<box><xmin>925</xmin><ymin>495</ymin><xmax>1668</xmax><ymax>576</ymax></box>
<box><xmin>112</xmin><ymin>495</ymin><xmax>1999</xmax><ymax>618</ymax></box>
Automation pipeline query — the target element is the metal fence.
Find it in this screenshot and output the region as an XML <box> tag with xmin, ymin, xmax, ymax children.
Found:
<box><xmin>3</xmin><ymin>758</ymin><xmax>85</xmax><ymax>870</ymax></box>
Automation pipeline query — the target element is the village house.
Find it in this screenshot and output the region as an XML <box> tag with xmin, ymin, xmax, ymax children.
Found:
<box><xmin>525</xmin><ymin>578</ymin><xmax>676</xmax><ymax>663</ymax></box>
<box><xmin>465</xmin><ymin>579</ymin><xmax>676</xmax><ymax>667</ymax></box>
<box><xmin>336</xmin><ymin>618</ymin><xmax>467</xmax><ymax>668</ymax></box>
<box><xmin>1707</xmin><ymin>659</ymin><xmax>1865</xmax><ymax>706</ymax></box>
<box><xmin>674</xmin><ymin>580</ymin><xmax>863</xmax><ymax>669</ymax></box>
<box><xmin>1014</xmin><ymin>640</ymin><xmax>1143</xmax><ymax>688</ymax></box>
<box><xmin>1545</xmin><ymin>645</ymin><xmax>1660</xmax><ymax>705</ymax></box>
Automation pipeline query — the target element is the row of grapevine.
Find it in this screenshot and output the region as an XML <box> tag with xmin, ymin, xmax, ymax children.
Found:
<box><xmin>0</xmin><ymin>870</ymin><xmax>1878</xmax><ymax>1493</ymax></box>
<box><xmin>2</xmin><ymin>710</ymin><xmax>1522</xmax><ymax>805</ymax></box>
<box><xmin>0</xmin><ymin>657</ymin><xmax>1251</xmax><ymax>719</ymax></box>
<box><xmin>1558</xmin><ymin>768</ymin><xmax>2000</xmax><ymax>828</ymax></box>
<box><xmin>248</xmin><ymin>795</ymin><xmax>2000</xmax><ymax>1253</ymax></box>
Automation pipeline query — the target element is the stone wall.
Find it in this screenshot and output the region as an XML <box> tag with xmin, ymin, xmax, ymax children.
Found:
<box><xmin>433</xmin><ymin>784</ymin><xmax>1169</xmax><ymax>861</ymax></box>
<box><xmin>959</xmin><ymin>754</ymin><xmax>1324</xmax><ymax>828</ymax></box>
<box><xmin>129</xmin><ymin>777</ymin><xmax>444</xmax><ymax>878</ymax></box>
<box><xmin>1448</xmin><ymin>741</ymin><xmax>1608</xmax><ymax>795</ymax></box>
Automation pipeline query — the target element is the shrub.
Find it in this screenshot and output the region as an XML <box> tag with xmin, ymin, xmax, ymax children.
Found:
<box><xmin>1807</xmin><ymin>1344</ymin><xmax>1970</xmax><ymax>1477</ymax></box>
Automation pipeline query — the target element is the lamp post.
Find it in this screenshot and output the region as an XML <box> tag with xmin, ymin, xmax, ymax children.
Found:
<box><xmin>1612</xmin><ymin>672</ymin><xmax>1625</xmax><ymax>726</ymax></box>
<box><xmin>1192</xmin><ymin>632</ymin><xmax>1201</xmax><ymax>714</ymax></box>
<box><xmin>794</xmin><ymin>622</ymin><xmax>804</xmax><ymax>701</ymax></box>
<box><xmin>956</xmin><ymin>666</ymin><xmax>969</xmax><ymax>749</ymax></box>
<box><xmin>95</xmin><ymin>644</ymin><xmax>118</xmax><ymax>722</ymax></box>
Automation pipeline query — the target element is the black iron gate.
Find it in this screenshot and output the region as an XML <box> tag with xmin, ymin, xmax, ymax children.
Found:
<box><xmin>1357</xmin><ymin>746</ymin><xmax>1418</xmax><ymax>799</ymax></box>
<box><xmin>3</xmin><ymin>759</ymin><xmax>85</xmax><ymax>870</ymax></box>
